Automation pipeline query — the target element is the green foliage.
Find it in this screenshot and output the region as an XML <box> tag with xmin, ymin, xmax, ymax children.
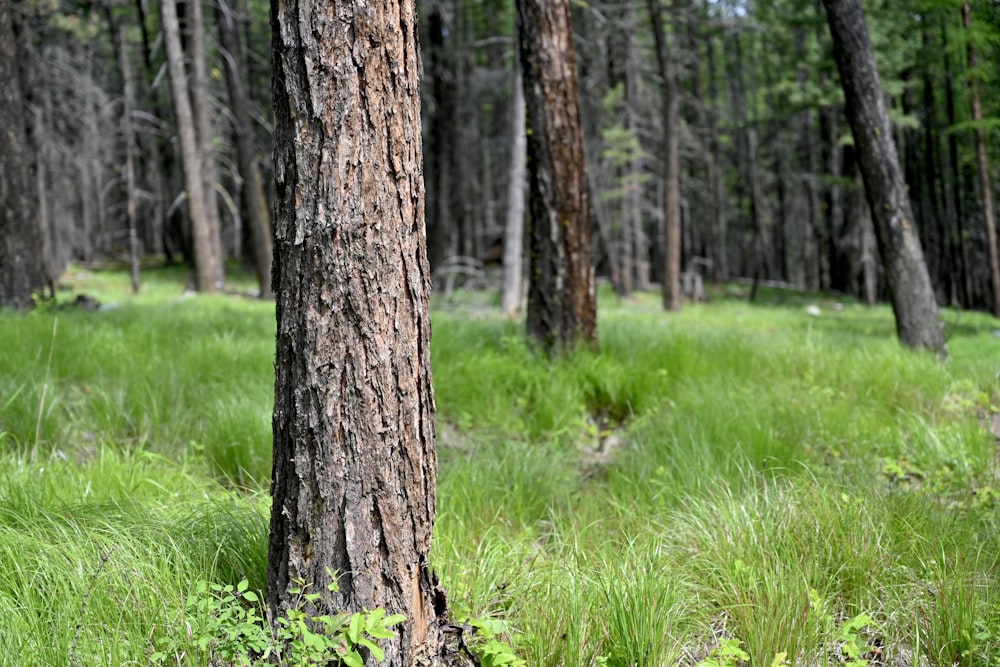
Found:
<box><xmin>151</xmin><ymin>575</ymin><xmax>405</xmax><ymax>667</ymax></box>
<box><xmin>696</xmin><ymin>638</ymin><xmax>750</xmax><ymax>667</ymax></box>
<box><xmin>466</xmin><ymin>618</ymin><xmax>525</xmax><ymax>667</ymax></box>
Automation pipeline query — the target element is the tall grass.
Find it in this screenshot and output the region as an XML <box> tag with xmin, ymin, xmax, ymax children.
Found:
<box><xmin>1</xmin><ymin>267</ymin><xmax>998</xmax><ymax>664</ymax></box>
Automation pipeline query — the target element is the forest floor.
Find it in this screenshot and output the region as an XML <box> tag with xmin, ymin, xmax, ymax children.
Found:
<box><xmin>1</xmin><ymin>264</ymin><xmax>999</xmax><ymax>666</ymax></box>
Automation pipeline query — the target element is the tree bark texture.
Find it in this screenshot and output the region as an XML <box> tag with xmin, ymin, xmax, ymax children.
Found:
<box><xmin>218</xmin><ymin>0</ymin><xmax>273</xmax><ymax>299</ymax></box>
<box><xmin>648</xmin><ymin>0</ymin><xmax>683</xmax><ymax>311</ymax></box>
<box><xmin>963</xmin><ymin>2</ymin><xmax>1000</xmax><ymax>318</ymax></box>
<box><xmin>501</xmin><ymin>58</ymin><xmax>527</xmax><ymax>316</ymax></box>
<box><xmin>269</xmin><ymin>2</ymin><xmax>446</xmax><ymax>665</ymax></box>
<box><xmin>517</xmin><ymin>0</ymin><xmax>597</xmax><ymax>351</ymax></box>
<box><xmin>0</xmin><ymin>0</ymin><xmax>44</xmax><ymax>308</ymax></box>
<box><xmin>162</xmin><ymin>0</ymin><xmax>223</xmax><ymax>292</ymax></box>
<box><xmin>822</xmin><ymin>0</ymin><xmax>946</xmax><ymax>356</ymax></box>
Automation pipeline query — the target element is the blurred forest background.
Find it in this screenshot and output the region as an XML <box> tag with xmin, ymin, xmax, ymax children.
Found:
<box><xmin>6</xmin><ymin>0</ymin><xmax>1000</xmax><ymax>312</ymax></box>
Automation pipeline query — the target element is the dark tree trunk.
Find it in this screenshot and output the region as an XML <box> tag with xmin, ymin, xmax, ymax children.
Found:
<box><xmin>822</xmin><ymin>0</ymin><xmax>946</xmax><ymax>356</ymax></box>
<box><xmin>518</xmin><ymin>0</ymin><xmax>597</xmax><ymax>351</ymax></box>
<box><xmin>963</xmin><ymin>1</ymin><xmax>1000</xmax><ymax>317</ymax></box>
<box><xmin>217</xmin><ymin>0</ymin><xmax>272</xmax><ymax>299</ymax></box>
<box><xmin>269</xmin><ymin>2</ymin><xmax>449</xmax><ymax>665</ymax></box>
<box><xmin>706</xmin><ymin>21</ymin><xmax>726</xmax><ymax>283</ymax></box>
<box><xmin>942</xmin><ymin>19</ymin><xmax>972</xmax><ymax>308</ymax></box>
<box><xmin>0</xmin><ymin>0</ymin><xmax>44</xmax><ymax>308</ymax></box>
<box><xmin>425</xmin><ymin>3</ymin><xmax>454</xmax><ymax>272</ymax></box>
<box><xmin>117</xmin><ymin>27</ymin><xmax>141</xmax><ymax>294</ymax></box>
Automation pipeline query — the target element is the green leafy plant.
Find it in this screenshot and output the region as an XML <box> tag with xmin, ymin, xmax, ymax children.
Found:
<box><xmin>696</xmin><ymin>637</ymin><xmax>750</xmax><ymax>667</ymax></box>
<box><xmin>466</xmin><ymin>617</ymin><xmax>525</xmax><ymax>667</ymax></box>
<box><xmin>151</xmin><ymin>574</ymin><xmax>404</xmax><ymax>666</ymax></box>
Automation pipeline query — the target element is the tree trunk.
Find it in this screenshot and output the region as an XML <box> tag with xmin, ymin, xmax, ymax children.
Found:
<box><xmin>217</xmin><ymin>0</ymin><xmax>272</xmax><ymax>298</ymax></box>
<box><xmin>942</xmin><ymin>18</ymin><xmax>972</xmax><ymax>308</ymax></box>
<box><xmin>188</xmin><ymin>0</ymin><xmax>225</xmax><ymax>285</ymax></box>
<box><xmin>161</xmin><ymin>0</ymin><xmax>222</xmax><ymax>292</ymax></box>
<box><xmin>706</xmin><ymin>21</ymin><xmax>726</xmax><ymax>283</ymax></box>
<box><xmin>648</xmin><ymin>0</ymin><xmax>683</xmax><ymax>311</ymax></box>
<box><xmin>822</xmin><ymin>0</ymin><xmax>946</xmax><ymax>356</ymax></box>
<box><xmin>0</xmin><ymin>0</ymin><xmax>44</xmax><ymax>308</ymax></box>
<box><xmin>117</xmin><ymin>27</ymin><xmax>141</xmax><ymax>294</ymax></box>
<box><xmin>518</xmin><ymin>0</ymin><xmax>597</xmax><ymax>351</ymax></box>
<box><xmin>501</xmin><ymin>57</ymin><xmax>527</xmax><ymax>316</ymax></box>
<box><xmin>269</xmin><ymin>2</ymin><xmax>449</xmax><ymax>665</ymax></box>
<box><xmin>963</xmin><ymin>1</ymin><xmax>1000</xmax><ymax>318</ymax></box>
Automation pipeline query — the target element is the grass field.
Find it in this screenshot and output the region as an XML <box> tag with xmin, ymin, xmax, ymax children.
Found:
<box><xmin>1</xmin><ymin>265</ymin><xmax>998</xmax><ymax>665</ymax></box>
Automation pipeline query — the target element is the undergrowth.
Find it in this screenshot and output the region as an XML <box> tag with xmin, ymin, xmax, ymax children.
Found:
<box><xmin>0</xmin><ymin>266</ymin><xmax>998</xmax><ymax>665</ymax></box>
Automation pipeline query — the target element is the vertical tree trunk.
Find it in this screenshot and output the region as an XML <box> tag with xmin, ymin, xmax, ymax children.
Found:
<box><xmin>269</xmin><ymin>2</ymin><xmax>448</xmax><ymax>665</ymax></box>
<box><xmin>0</xmin><ymin>0</ymin><xmax>44</xmax><ymax>308</ymax></box>
<box><xmin>162</xmin><ymin>0</ymin><xmax>222</xmax><ymax>292</ymax></box>
<box><xmin>648</xmin><ymin>0</ymin><xmax>683</xmax><ymax>311</ymax></box>
<box><xmin>822</xmin><ymin>0</ymin><xmax>946</xmax><ymax>356</ymax></box>
<box><xmin>518</xmin><ymin>0</ymin><xmax>597</xmax><ymax>351</ymax></box>
<box><xmin>501</xmin><ymin>58</ymin><xmax>527</xmax><ymax>316</ymax></box>
<box><xmin>217</xmin><ymin>0</ymin><xmax>272</xmax><ymax>298</ymax></box>
<box><xmin>942</xmin><ymin>19</ymin><xmax>972</xmax><ymax>308</ymax></box>
<box><xmin>706</xmin><ymin>21</ymin><xmax>727</xmax><ymax>283</ymax></box>
<box><xmin>425</xmin><ymin>2</ymin><xmax>454</xmax><ymax>272</ymax></box>
<box><xmin>963</xmin><ymin>1</ymin><xmax>1000</xmax><ymax>318</ymax></box>
<box><xmin>188</xmin><ymin>0</ymin><xmax>225</xmax><ymax>283</ymax></box>
<box><xmin>118</xmin><ymin>28</ymin><xmax>142</xmax><ymax>294</ymax></box>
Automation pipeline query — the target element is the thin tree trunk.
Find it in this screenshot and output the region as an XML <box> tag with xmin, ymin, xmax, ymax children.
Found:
<box><xmin>706</xmin><ymin>20</ymin><xmax>726</xmax><ymax>283</ymax></box>
<box><xmin>942</xmin><ymin>18</ymin><xmax>972</xmax><ymax>307</ymax></box>
<box><xmin>648</xmin><ymin>0</ymin><xmax>683</xmax><ymax>311</ymax></box>
<box><xmin>161</xmin><ymin>0</ymin><xmax>220</xmax><ymax>292</ymax></box>
<box><xmin>963</xmin><ymin>1</ymin><xmax>1000</xmax><ymax>317</ymax></box>
<box><xmin>501</xmin><ymin>58</ymin><xmax>527</xmax><ymax>316</ymax></box>
<box><xmin>217</xmin><ymin>0</ymin><xmax>272</xmax><ymax>298</ymax></box>
<box><xmin>118</xmin><ymin>28</ymin><xmax>141</xmax><ymax>294</ymax></box>
<box><xmin>518</xmin><ymin>0</ymin><xmax>597</xmax><ymax>351</ymax></box>
<box><xmin>822</xmin><ymin>0</ymin><xmax>946</xmax><ymax>356</ymax></box>
<box><xmin>269</xmin><ymin>1</ymin><xmax>450</xmax><ymax>664</ymax></box>
<box><xmin>188</xmin><ymin>0</ymin><xmax>225</xmax><ymax>284</ymax></box>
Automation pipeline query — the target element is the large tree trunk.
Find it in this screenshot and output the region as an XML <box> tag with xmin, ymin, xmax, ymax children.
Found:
<box><xmin>822</xmin><ymin>0</ymin><xmax>946</xmax><ymax>356</ymax></box>
<box><xmin>963</xmin><ymin>2</ymin><xmax>1000</xmax><ymax>318</ymax></box>
<box><xmin>269</xmin><ymin>2</ymin><xmax>448</xmax><ymax>665</ymax></box>
<box><xmin>648</xmin><ymin>0</ymin><xmax>683</xmax><ymax>311</ymax></box>
<box><xmin>0</xmin><ymin>0</ymin><xmax>45</xmax><ymax>308</ymax></box>
<box><xmin>501</xmin><ymin>57</ymin><xmax>527</xmax><ymax>316</ymax></box>
<box><xmin>217</xmin><ymin>0</ymin><xmax>272</xmax><ymax>298</ymax></box>
<box><xmin>161</xmin><ymin>0</ymin><xmax>222</xmax><ymax>292</ymax></box>
<box><xmin>517</xmin><ymin>0</ymin><xmax>597</xmax><ymax>351</ymax></box>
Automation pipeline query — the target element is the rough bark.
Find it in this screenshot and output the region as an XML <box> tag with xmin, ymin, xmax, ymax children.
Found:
<box><xmin>822</xmin><ymin>0</ymin><xmax>946</xmax><ymax>356</ymax></box>
<box><xmin>0</xmin><ymin>0</ymin><xmax>44</xmax><ymax>308</ymax></box>
<box><xmin>501</xmin><ymin>58</ymin><xmax>527</xmax><ymax>316</ymax></box>
<box><xmin>648</xmin><ymin>0</ymin><xmax>683</xmax><ymax>311</ymax></box>
<box><xmin>517</xmin><ymin>0</ymin><xmax>597</xmax><ymax>351</ymax></box>
<box><xmin>217</xmin><ymin>0</ymin><xmax>272</xmax><ymax>299</ymax></box>
<box><xmin>161</xmin><ymin>0</ymin><xmax>222</xmax><ymax>292</ymax></box>
<box><xmin>963</xmin><ymin>1</ymin><xmax>1000</xmax><ymax>318</ymax></box>
<box><xmin>269</xmin><ymin>2</ymin><xmax>449</xmax><ymax>665</ymax></box>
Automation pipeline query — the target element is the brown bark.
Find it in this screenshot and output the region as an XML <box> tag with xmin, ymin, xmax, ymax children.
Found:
<box><xmin>648</xmin><ymin>0</ymin><xmax>683</xmax><ymax>311</ymax></box>
<box><xmin>963</xmin><ymin>2</ymin><xmax>1000</xmax><ymax>318</ymax></box>
<box><xmin>161</xmin><ymin>0</ymin><xmax>222</xmax><ymax>292</ymax></box>
<box><xmin>517</xmin><ymin>0</ymin><xmax>597</xmax><ymax>351</ymax></box>
<box><xmin>269</xmin><ymin>2</ymin><xmax>448</xmax><ymax>665</ymax></box>
<box><xmin>822</xmin><ymin>0</ymin><xmax>946</xmax><ymax>356</ymax></box>
<box><xmin>217</xmin><ymin>0</ymin><xmax>272</xmax><ymax>299</ymax></box>
<box><xmin>0</xmin><ymin>0</ymin><xmax>44</xmax><ymax>308</ymax></box>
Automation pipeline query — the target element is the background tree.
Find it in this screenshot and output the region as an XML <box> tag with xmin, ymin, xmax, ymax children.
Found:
<box><xmin>517</xmin><ymin>0</ymin><xmax>597</xmax><ymax>351</ymax></box>
<box><xmin>822</xmin><ymin>0</ymin><xmax>947</xmax><ymax>355</ymax></box>
<box><xmin>0</xmin><ymin>0</ymin><xmax>45</xmax><ymax>308</ymax></box>
<box><xmin>269</xmin><ymin>1</ymin><xmax>449</xmax><ymax>664</ymax></box>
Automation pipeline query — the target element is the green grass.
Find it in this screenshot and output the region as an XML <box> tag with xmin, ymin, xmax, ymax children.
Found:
<box><xmin>1</xmin><ymin>267</ymin><xmax>999</xmax><ymax>665</ymax></box>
